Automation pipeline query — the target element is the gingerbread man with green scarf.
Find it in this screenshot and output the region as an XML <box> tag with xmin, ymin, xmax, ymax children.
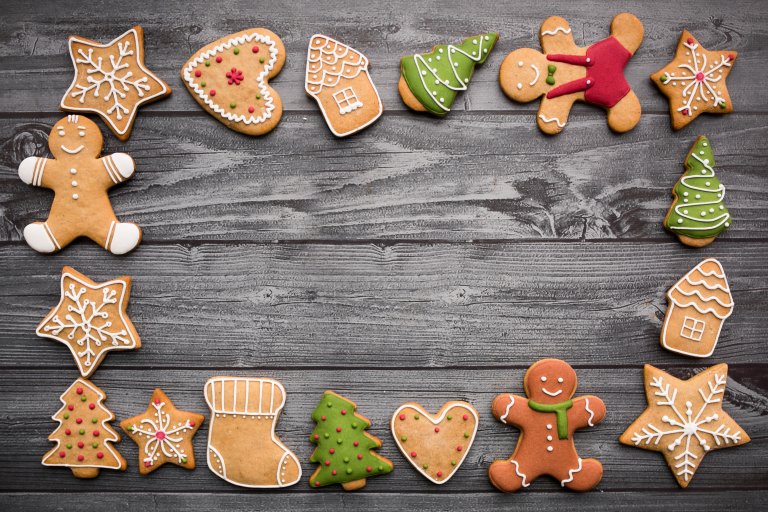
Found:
<box><xmin>489</xmin><ymin>359</ymin><xmax>606</xmax><ymax>492</ymax></box>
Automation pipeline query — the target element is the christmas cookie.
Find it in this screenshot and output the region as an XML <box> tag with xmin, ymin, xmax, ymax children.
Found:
<box><xmin>399</xmin><ymin>33</ymin><xmax>498</xmax><ymax>116</ymax></box>
<box><xmin>663</xmin><ymin>136</ymin><xmax>731</xmax><ymax>247</ymax></box>
<box><xmin>620</xmin><ymin>364</ymin><xmax>750</xmax><ymax>487</ymax></box>
<box><xmin>309</xmin><ymin>391</ymin><xmax>394</xmax><ymax>490</ymax></box>
<box><xmin>305</xmin><ymin>35</ymin><xmax>383</xmax><ymax>137</ymax></box>
<box><xmin>42</xmin><ymin>378</ymin><xmax>127</xmax><ymax>478</ymax></box>
<box><xmin>489</xmin><ymin>359</ymin><xmax>606</xmax><ymax>492</ymax></box>
<box><xmin>36</xmin><ymin>266</ymin><xmax>140</xmax><ymax>378</ymax></box>
<box><xmin>182</xmin><ymin>29</ymin><xmax>285</xmax><ymax>136</ymax></box>
<box><xmin>120</xmin><ymin>389</ymin><xmax>204</xmax><ymax>475</ymax></box>
<box><xmin>499</xmin><ymin>14</ymin><xmax>643</xmax><ymax>134</ymax></box>
<box><xmin>391</xmin><ymin>401</ymin><xmax>478</xmax><ymax>484</ymax></box>
<box><xmin>61</xmin><ymin>26</ymin><xmax>171</xmax><ymax>141</ymax></box>
<box><xmin>204</xmin><ymin>377</ymin><xmax>301</xmax><ymax>487</ymax></box>
<box><xmin>18</xmin><ymin>115</ymin><xmax>142</xmax><ymax>254</ymax></box>
<box><xmin>651</xmin><ymin>31</ymin><xmax>737</xmax><ymax>130</ymax></box>
<box><xmin>661</xmin><ymin>259</ymin><xmax>733</xmax><ymax>358</ymax></box>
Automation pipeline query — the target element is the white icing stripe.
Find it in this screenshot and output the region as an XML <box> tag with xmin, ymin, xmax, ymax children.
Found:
<box><xmin>305</xmin><ymin>34</ymin><xmax>368</xmax><ymax>91</ymax></box>
<box><xmin>34</xmin><ymin>157</ymin><xmax>45</xmax><ymax>186</ymax></box>
<box><xmin>103</xmin><ymin>156</ymin><xmax>119</xmax><ymax>184</ymax></box>
<box><xmin>529</xmin><ymin>64</ymin><xmax>540</xmax><ymax>86</ymax></box>
<box><xmin>684</xmin><ymin>277</ymin><xmax>729</xmax><ymax>292</ymax></box>
<box><xmin>668</xmin><ymin>41</ymin><xmax>732</xmax><ymax>116</ymax></box>
<box><xmin>500</xmin><ymin>395</ymin><xmax>515</xmax><ymax>424</ymax></box>
<box><xmin>670</xmin><ymin>152</ymin><xmax>730</xmax><ymax>232</ymax></box>
<box><xmin>105</xmin><ymin>221</ymin><xmax>116</xmax><ymax>250</ymax></box>
<box><xmin>203</xmin><ymin>377</ymin><xmax>286</xmax><ymax>416</ymax></box>
<box><xmin>542</xmin><ymin>26</ymin><xmax>572</xmax><ymax>36</ymax></box>
<box><xmin>511</xmin><ymin>459</ymin><xmax>530</xmax><ymax>487</ymax></box>
<box><xmin>538</xmin><ymin>114</ymin><xmax>565</xmax><ymax>128</ymax></box>
<box><xmin>43</xmin><ymin>222</ymin><xmax>60</xmax><ymax>250</ymax></box>
<box><xmin>561</xmin><ymin>457</ymin><xmax>583</xmax><ymax>486</ymax></box>
<box><xmin>671</xmin><ymin>286</ymin><xmax>734</xmax><ymax>309</ymax></box>
<box><xmin>585</xmin><ymin>398</ymin><xmax>595</xmax><ymax>427</ymax></box>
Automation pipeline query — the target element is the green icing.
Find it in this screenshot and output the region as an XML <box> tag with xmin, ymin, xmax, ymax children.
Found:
<box><xmin>401</xmin><ymin>33</ymin><xmax>498</xmax><ymax>116</ymax></box>
<box><xmin>527</xmin><ymin>399</ymin><xmax>573</xmax><ymax>440</ymax></box>
<box><xmin>664</xmin><ymin>136</ymin><xmax>731</xmax><ymax>239</ymax></box>
<box><xmin>309</xmin><ymin>392</ymin><xmax>393</xmax><ymax>488</ymax></box>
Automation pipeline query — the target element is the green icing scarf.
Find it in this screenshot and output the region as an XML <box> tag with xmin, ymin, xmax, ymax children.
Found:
<box><xmin>528</xmin><ymin>399</ymin><xmax>573</xmax><ymax>439</ymax></box>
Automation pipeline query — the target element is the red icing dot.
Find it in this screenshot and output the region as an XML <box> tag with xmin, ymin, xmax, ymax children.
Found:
<box><xmin>410</xmin><ymin>451</ymin><xmax>417</xmax><ymax>457</ymax></box>
<box><xmin>67</xmin><ymin>404</ymin><xmax>74</xmax><ymax>411</ymax></box>
<box><xmin>77</xmin><ymin>442</ymin><xmax>84</xmax><ymax>449</ymax></box>
<box><xmin>59</xmin><ymin>451</ymin><xmax>66</xmax><ymax>458</ymax></box>
<box><xmin>456</xmin><ymin>445</ymin><xmax>463</xmax><ymax>452</ymax></box>
<box><xmin>65</xmin><ymin>429</ymin><xmax>72</xmax><ymax>436</ymax></box>
<box><xmin>93</xmin><ymin>430</ymin><xmax>100</xmax><ymax>437</ymax></box>
<box><xmin>145</xmin><ymin>461</ymin><xmax>152</xmax><ymax>468</ymax></box>
<box><xmin>97</xmin><ymin>452</ymin><xmax>104</xmax><ymax>459</ymax></box>
<box><xmin>728</xmin><ymin>53</ymin><xmax>736</xmax><ymax>61</ymax></box>
<box><xmin>357</xmin><ymin>454</ymin><xmax>363</xmax><ymax>460</ymax></box>
<box><xmin>210</xmin><ymin>90</ymin><xmax>216</xmax><ymax>96</ymax></box>
<box><xmin>155</xmin><ymin>398</ymin><xmax>161</xmax><ymax>405</ymax></box>
<box><xmin>195</xmin><ymin>70</ymin><xmax>202</xmax><ymax>78</ymax></box>
<box><xmin>248</xmin><ymin>105</ymin><xmax>255</xmax><ymax>113</ymax></box>
<box><xmin>315</xmin><ymin>481</ymin><xmax>320</xmax><ymax>487</ymax></box>
<box><xmin>463</xmin><ymin>414</ymin><xmax>469</xmax><ymax>421</ymax></box>
<box><xmin>341</xmin><ymin>409</ymin><xmax>347</xmax><ymax>415</ymax></box>
<box><xmin>324</xmin><ymin>460</ymin><xmax>331</xmax><ymax>466</ymax></box>
<box><xmin>89</xmin><ymin>403</ymin><xmax>95</xmax><ymax>410</ymax></box>
<box><xmin>154</xmin><ymin>431</ymin><xmax>164</xmax><ymax>440</ymax></box>
<box><xmin>215</xmin><ymin>56</ymin><xmax>223</xmax><ymax>63</ymax></box>
<box><xmin>696</xmin><ymin>72</ymin><xmax>704</xmax><ymax>81</ymax></box>
<box><xmin>437</xmin><ymin>471</ymin><xmax>443</xmax><ymax>477</ymax></box>
<box><xmin>366</xmin><ymin>466</ymin><xmax>372</xmax><ymax>472</ymax></box>
<box><xmin>682</xmin><ymin>108</ymin><xmax>690</xmax><ymax>115</ymax></box>
<box><xmin>329</xmin><ymin>448</ymin><xmax>335</xmax><ymax>454</ymax></box>
<box><xmin>336</xmin><ymin>427</ymin><xmax>342</xmax><ymax>432</ymax></box>
<box><xmin>76</xmin><ymin>387</ymin><xmax>83</xmax><ymax>395</ymax></box>
<box><xmin>321</xmin><ymin>416</ymin><xmax>327</xmax><ymax>421</ymax></box>
<box><xmin>399</xmin><ymin>414</ymin><xmax>406</xmax><ymax>421</ymax></box>
<box><xmin>332</xmin><ymin>470</ymin><xmax>337</xmax><ymax>475</ymax></box>
<box><xmin>353</xmin><ymin>441</ymin><xmax>359</xmax><ymax>447</ymax></box>
<box><xmin>687</xmin><ymin>37</ymin><xmax>695</xmax><ymax>45</ymax></box>
<box><xmin>77</xmin><ymin>455</ymin><xmax>85</xmax><ymax>462</ymax></box>
<box><xmin>313</xmin><ymin>434</ymin><xmax>320</xmax><ymax>440</ymax></box>
<box><xmin>434</xmin><ymin>427</ymin><xmax>440</xmax><ymax>433</ymax></box>
<box><xmin>76</xmin><ymin>418</ymin><xmax>83</xmax><ymax>424</ymax></box>
<box><xmin>252</xmin><ymin>45</ymin><xmax>260</xmax><ymax>53</ymax></box>
<box><xmin>189</xmin><ymin>421</ymin><xmax>196</xmax><ymax>427</ymax></box>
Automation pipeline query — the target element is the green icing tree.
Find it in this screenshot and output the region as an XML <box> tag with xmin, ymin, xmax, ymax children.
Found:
<box><xmin>401</xmin><ymin>33</ymin><xmax>498</xmax><ymax>116</ymax></box>
<box><xmin>664</xmin><ymin>136</ymin><xmax>731</xmax><ymax>244</ymax></box>
<box><xmin>309</xmin><ymin>391</ymin><xmax>393</xmax><ymax>490</ymax></box>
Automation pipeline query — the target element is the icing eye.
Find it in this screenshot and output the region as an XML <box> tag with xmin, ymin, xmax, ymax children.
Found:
<box><xmin>79</xmin><ymin>131</ymin><xmax>86</xmax><ymax>137</ymax></box>
<box><xmin>57</xmin><ymin>129</ymin><xmax>65</xmax><ymax>136</ymax></box>
<box><xmin>557</xmin><ymin>377</ymin><xmax>564</xmax><ymax>383</ymax></box>
<box><xmin>540</xmin><ymin>376</ymin><xmax>547</xmax><ymax>382</ymax></box>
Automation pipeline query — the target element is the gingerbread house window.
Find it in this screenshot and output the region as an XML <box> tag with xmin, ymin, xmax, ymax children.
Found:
<box><xmin>333</xmin><ymin>87</ymin><xmax>363</xmax><ymax>114</ymax></box>
<box><xmin>680</xmin><ymin>316</ymin><xmax>706</xmax><ymax>341</ymax></box>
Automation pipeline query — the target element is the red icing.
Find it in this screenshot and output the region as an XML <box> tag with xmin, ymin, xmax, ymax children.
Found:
<box><xmin>313</xmin><ymin>434</ymin><xmax>320</xmax><ymax>440</ymax></box>
<box><xmin>76</xmin><ymin>418</ymin><xmax>83</xmax><ymax>424</ymax></box>
<box><xmin>97</xmin><ymin>452</ymin><xmax>104</xmax><ymax>459</ymax></box>
<box><xmin>321</xmin><ymin>415</ymin><xmax>327</xmax><ymax>421</ymax></box>
<box><xmin>155</xmin><ymin>398</ymin><xmax>161</xmax><ymax>405</ymax></box>
<box><xmin>226</xmin><ymin>67</ymin><xmax>244</xmax><ymax>86</ymax></box>
<box><xmin>546</xmin><ymin>36</ymin><xmax>633</xmax><ymax>108</ymax></box>
<box><xmin>189</xmin><ymin>421</ymin><xmax>196</xmax><ymax>427</ymax></box>
<box><xmin>315</xmin><ymin>481</ymin><xmax>320</xmax><ymax>487</ymax></box>
<box><xmin>93</xmin><ymin>430</ymin><xmax>100</xmax><ymax>437</ymax></box>
<box><xmin>59</xmin><ymin>451</ymin><xmax>66</xmax><ymax>458</ymax></box>
<box><xmin>332</xmin><ymin>470</ymin><xmax>337</xmax><ymax>475</ymax></box>
<box><xmin>437</xmin><ymin>470</ymin><xmax>443</xmax><ymax>477</ymax></box>
<box><xmin>434</xmin><ymin>427</ymin><xmax>440</xmax><ymax>433</ymax></box>
<box><xmin>252</xmin><ymin>45</ymin><xmax>260</xmax><ymax>53</ymax></box>
<box><xmin>366</xmin><ymin>466</ymin><xmax>372</xmax><ymax>472</ymax></box>
<box><xmin>728</xmin><ymin>54</ymin><xmax>736</xmax><ymax>61</ymax></box>
<box><xmin>357</xmin><ymin>454</ymin><xmax>363</xmax><ymax>460</ymax></box>
<box><xmin>248</xmin><ymin>105</ymin><xmax>255</xmax><ymax>113</ymax></box>
<box><xmin>336</xmin><ymin>427</ymin><xmax>342</xmax><ymax>432</ymax></box>
<box><xmin>155</xmin><ymin>431</ymin><xmax>164</xmax><ymax>440</ymax></box>
<box><xmin>89</xmin><ymin>403</ymin><xmax>95</xmax><ymax>410</ymax></box>
<box><xmin>77</xmin><ymin>455</ymin><xmax>85</xmax><ymax>461</ymax></box>
<box><xmin>410</xmin><ymin>451</ymin><xmax>417</xmax><ymax>457</ymax></box>
<box><xmin>76</xmin><ymin>387</ymin><xmax>83</xmax><ymax>395</ymax></box>
<box><xmin>67</xmin><ymin>404</ymin><xmax>74</xmax><ymax>411</ymax></box>
<box><xmin>341</xmin><ymin>409</ymin><xmax>347</xmax><ymax>415</ymax></box>
<box><xmin>65</xmin><ymin>429</ymin><xmax>72</xmax><ymax>435</ymax></box>
<box><xmin>463</xmin><ymin>414</ymin><xmax>469</xmax><ymax>421</ymax></box>
<box><xmin>696</xmin><ymin>72</ymin><xmax>705</xmax><ymax>81</ymax></box>
<box><xmin>77</xmin><ymin>441</ymin><xmax>84</xmax><ymax>448</ymax></box>
<box><xmin>456</xmin><ymin>445</ymin><xmax>462</xmax><ymax>451</ymax></box>
<box><xmin>324</xmin><ymin>459</ymin><xmax>330</xmax><ymax>466</ymax></box>
<box><xmin>682</xmin><ymin>108</ymin><xmax>690</xmax><ymax>115</ymax></box>
<box><xmin>329</xmin><ymin>448</ymin><xmax>335</xmax><ymax>454</ymax></box>
<box><xmin>399</xmin><ymin>414</ymin><xmax>406</xmax><ymax>421</ymax></box>
<box><xmin>687</xmin><ymin>37</ymin><xmax>695</xmax><ymax>45</ymax></box>
<box><xmin>215</xmin><ymin>56</ymin><xmax>223</xmax><ymax>63</ymax></box>
<box><xmin>353</xmin><ymin>441</ymin><xmax>359</xmax><ymax>447</ymax></box>
<box><xmin>195</xmin><ymin>70</ymin><xmax>202</xmax><ymax>78</ymax></box>
<box><xmin>210</xmin><ymin>90</ymin><xmax>216</xmax><ymax>97</ymax></box>
<box><xmin>145</xmin><ymin>461</ymin><xmax>152</xmax><ymax>467</ymax></box>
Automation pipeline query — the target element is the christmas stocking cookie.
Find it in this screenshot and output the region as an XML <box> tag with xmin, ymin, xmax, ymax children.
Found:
<box><xmin>489</xmin><ymin>359</ymin><xmax>606</xmax><ymax>492</ymax></box>
<box><xmin>18</xmin><ymin>115</ymin><xmax>141</xmax><ymax>254</ymax></box>
<box><xmin>204</xmin><ymin>377</ymin><xmax>301</xmax><ymax>488</ymax></box>
<box><xmin>499</xmin><ymin>14</ymin><xmax>643</xmax><ymax>134</ymax></box>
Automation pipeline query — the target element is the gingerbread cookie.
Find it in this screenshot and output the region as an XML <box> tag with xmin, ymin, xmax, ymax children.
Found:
<box><xmin>620</xmin><ymin>364</ymin><xmax>750</xmax><ymax>488</ymax></box>
<box><xmin>309</xmin><ymin>391</ymin><xmax>394</xmax><ymax>490</ymax></box>
<box><xmin>499</xmin><ymin>14</ymin><xmax>643</xmax><ymax>134</ymax></box>
<box><xmin>36</xmin><ymin>266</ymin><xmax>140</xmax><ymax>377</ymax></box>
<box><xmin>42</xmin><ymin>378</ymin><xmax>127</xmax><ymax>478</ymax></box>
<box><xmin>399</xmin><ymin>33</ymin><xmax>498</xmax><ymax>116</ymax></box>
<box><xmin>204</xmin><ymin>377</ymin><xmax>301</xmax><ymax>488</ymax></box>
<box><xmin>651</xmin><ymin>31</ymin><xmax>737</xmax><ymax>130</ymax></box>
<box><xmin>18</xmin><ymin>115</ymin><xmax>142</xmax><ymax>254</ymax></box>
<box><xmin>489</xmin><ymin>359</ymin><xmax>606</xmax><ymax>492</ymax></box>
<box><xmin>121</xmin><ymin>389</ymin><xmax>204</xmax><ymax>475</ymax></box>
<box><xmin>663</xmin><ymin>136</ymin><xmax>731</xmax><ymax>247</ymax></box>
<box><xmin>182</xmin><ymin>29</ymin><xmax>285</xmax><ymax>136</ymax></box>
<box><xmin>391</xmin><ymin>401</ymin><xmax>478</xmax><ymax>484</ymax></box>
<box><xmin>305</xmin><ymin>35</ymin><xmax>383</xmax><ymax>137</ymax></box>
<box><xmin>61</xmin><ymin>26</ymin><xmax>171</xmax><ymax>141</ymax></box>
<box><xmin>661</xmin><ymin>259</ymin><xmax>733</xmax><ymax>358</ymax></box>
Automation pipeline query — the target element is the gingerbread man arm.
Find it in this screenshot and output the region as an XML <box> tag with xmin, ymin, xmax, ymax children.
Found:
<box><xmin>18</xmin><ymin>156</ymin><xmax>56</xmax><ymax>189</ymax></box>
<box><xmin>98</xmin><ymin>153</ymin><xmax>136</xmax><ymax>188</ymax></box>
<box><xmin>610</xmin><ymin>13</ymin><xmax>644</xmax><ymax>55</ymax></box>
<box><xmin>536</xmin><ymin>95</ymin><xmax>578</xmax><ymax>135</ymax></box>
<box><xmin>607</xmin><ymin>89</ymin><xmax>642</xmax><ymax>133</ymax></box>
<box><xmin>539</xmin><ymin>17</ymin><xmax>579</xmax><ymax>55</ymax></box>
<box><xmin>492</xmin><ymin>394</ymin><xmax>529</xmax><ymax>427</ymax></box>
<box><xmin>570</xmin><ymin>396</ymin><xmax>606</xmax><ymax>430</ymax></box>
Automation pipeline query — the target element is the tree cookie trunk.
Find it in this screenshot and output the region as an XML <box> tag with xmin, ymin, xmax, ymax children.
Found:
<box><xmin>71</xmin><ymin>467</ymin><xmax>100</xmax><ymax>479</ymax></box>
<box><xmin>341</xmin><ymin>478</ymin><xmax>367</xmax><ymax>491</ymax></box>
<box><xmin>677</xmin><ymin>234</ymin><xmax>716</xmax><ymax>248</ymax></box>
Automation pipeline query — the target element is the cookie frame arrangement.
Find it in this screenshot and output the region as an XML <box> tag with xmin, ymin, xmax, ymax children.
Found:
<box><xmin>21</xmin><ymin>11</ymin><xmax>752</xmax><ymax>494</ymax></box>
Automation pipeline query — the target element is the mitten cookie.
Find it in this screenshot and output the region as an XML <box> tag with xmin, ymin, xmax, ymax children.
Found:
<box><xmin>499</xmin><ymin>14</ymin><xmax>643</xmax><ymax>134</ymax></box>
<box><xmin>18</xmin><ymin>115</ymin><xmax>142</xmax><ymax>254</ymax></box>
<box><xmin>36</xmin><ymin>266</ymin><xmax>140</xmax><ymax>378</ymax></box>
<box><xmin>182</xmin><ymin>29</ymin><xmax>285</xmax><ymax>136</ymax></box>
<box><xmin>489</xmin><ymin>359</ymin><xmax>606</xmax><ymax>492</ymax></box>
<box><xmin>651</xmin><ymin>31</ymin><xmax>736</xmax><ymax>130</ymax></box>
<box><xmin>663</xmin><ymin>136</ymin><xmax>731</xmax><ymax>247</ymax></box>
<box><xmin>42</xmin><ymin>378</ymin><xmax>127</xmax><ymax>478</ymax></box>
<box><xmin>399</xmin><ymin>33</ymin><xmax>498</xmax><ymax>116</ymax></box>
<box><xmin>204</xmin><ymin>377</ymin><xmax>301</xmax><ymax>488</ymax></box>
<box><xmin>305</xmin><ymin>35</ymin><xmax>383</xmax><ymax>137</ymax></box>
<box><xmin>61</xmin><ymin>26</ymin><xmax>171</xmax><ymax>141</ymax></box>
<box><xmin>121</xmin><ymin>389</ymin><xmax>204</xmax><ymax>475</ymax></box>
<box><xmin>391</xmin><ymin>401</ymin><xmax>478</xmax><ymax>484</ymax></box>
<box><xmin>309</xmin><ymin>391</ymin><xmax>394</xmax><ymax>490</ymax></box>
<box><xmin>620</xmin><ymin>364</ymin><xmax>750</xmax><ymax>488</ymax></box>
<box><xmin>661</xmin><ymin>259</ymin><xmax>733</xmax><ymax>358</ymax></box>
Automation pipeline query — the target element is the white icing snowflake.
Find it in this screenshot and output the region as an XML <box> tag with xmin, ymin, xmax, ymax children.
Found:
<box><xmin>662</xmin><ymin>40</ymin><xmax>732</xmax><ymax>116</ymax></box>
<box><xmin>127</xmin><ymin>400</ymin><xmax>193</xmax><ymax>467</ymax></box>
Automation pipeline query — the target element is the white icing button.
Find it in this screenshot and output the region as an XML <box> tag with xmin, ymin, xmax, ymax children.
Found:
<box><xmin>71</xmin><ymin>181</ymin><xmax>77</xmax><ymax>187</ymax></box>
<box><xmin>436</xmin><ymin>56</ymin><xmax>441</xmax><ymax>60</ymax></box>
<box><xmin>683</xmin><ymin>192</ymin><xmax>689</xmax><ymax>197</ymax></box>
<box><xmin>546</xmin><ymin>424</ymin><xmax>553</xmax><ymax>430</ymax></box>
<box><xmin>72</xmin><ymin>194</ymin><xmax>79</xmax><ymax>200</ymax></box>
<box><xmin>709</xmin><ymin>208</ymin><xmax>715</xmax><ymax>213</ymax></box>
<box><xmin>547</xmin><ymin>435</ymin><xmax>553</xmax><ymax>441</ymax></box>
<box><xmin>472</xmin><ymin>39</ymin><xmax>477</xmax><ymax>44</ymax></box>
<box><xmin>557</xmin><ymin>377</ymin><xmax>564</xmax><ymax>383</ymax></box>
<box><xmin>677</xmin><ymin>219</ymin><xmax>683</xmax><ymax>224</ymax></box>
<box><xmin>725</xmin><ymin>222</ymin><xmax>730</xmax><ymax>227</ymax></box>
<box><xmin>547</xmin><ymin>446</ymin><xmax>553</xmax><ymax>452</ymax></box>
<box><xmin>517</xmin><ymin>83</ymin><xmax>523</xmax><ymax>90</ymax></box>
<box><xmin>70</xmin><ymin>168</ymin><xmax>77</xmax><ymax>175</ymax></box>
<box><xmin>695</xmin><ymin>194</ymin><xmax>701</xmax><ymax>199</ymax></box>
<box><xmin>518</xmin><ymin>61</ymin><xmax>524</xmax><ymax>67</ymax></box>
<box><xmin>719</xmin><ymin>205</ymin><xmax>724</xmax><ymax>210</ymax></box>
<box><xmin>586</xmin><ymin>79</ymin><xmax>591</xmax><ymax>85</ymax></box>
<box><xmin>705</xmin><ymin>181</ymin><xmax>711</xmax><ymax>186</ymax></box>
<box><xmin>700</xmin><ymin>212</ymin><xmax>707</xmax><ymax>217</ymax></box>
<box><xmin>586</xmin><ymin>58</ymin><xmax>591</xmax><ymax>63</ymax></box>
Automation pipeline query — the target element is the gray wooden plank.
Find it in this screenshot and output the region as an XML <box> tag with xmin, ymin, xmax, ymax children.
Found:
<box><xmin>1</xmin><ymin>113</ymin><xmax>765</xmax><ymax>242</ymax></box>
<box><xmin>0</xmin><ymin>0</ymin><xmax>765</xmax><ymax>113</ymax></box>
<box><xmin>0</xmin><ymin>367</ymin><xmax>764</xmax><ymax>492</ymax></box>
<box><xmin>1</xmin><ymin>241</ymin><xmax>766</xmax><ymax>368</ymax></box>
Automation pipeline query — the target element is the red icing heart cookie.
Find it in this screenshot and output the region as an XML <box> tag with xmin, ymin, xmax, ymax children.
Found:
<box><xmin>391</xmin><ymin>401</ymin><xmax>478</xmax><ymax>484</ymax></box>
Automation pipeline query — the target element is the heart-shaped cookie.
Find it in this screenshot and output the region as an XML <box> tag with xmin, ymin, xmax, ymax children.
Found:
<box><xmin>181</xmin><ymin>28</ymin><xmax>285</xmax><ymax>135</ymax></box>
<box><xmin>391</xmin><ymin>401</ymin><xmax>478</xmax><ymax>484</ymax></box>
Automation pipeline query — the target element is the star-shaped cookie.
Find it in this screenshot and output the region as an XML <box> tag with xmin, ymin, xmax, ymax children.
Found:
<box><xmin>651</xmin><ymin>31</ymin><xmax>737</xmax><ymax>130</ymax></box>
<box><xmin>61</xmin><ymin>26</ymin><xmax>171</xmax><ymax>140</ymax></box>
<box><xmin>36</xmin><ymin>266</ymin><xmax>140</xmax><ymax>377</ymax></box>
<box><xmin>620</xmin><ymin>364</ymin><xmax>750</xmax><ymax>488</ymax></box>
<box><xmin>120</xmin><ymin>389</ymin><xmax>204</xmax><ymax>474</ymax></box>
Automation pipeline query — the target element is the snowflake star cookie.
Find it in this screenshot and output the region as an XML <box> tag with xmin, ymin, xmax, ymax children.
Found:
<box><xmin>61</xmin><ymin>26</ymin><xmax>171</xmax><ymax>141</ymax></box>
<box><xmin>36</xmin><ymin>266</ymin><xmax>140</xmax><ymax>377</ymax></box>
<box><xmin>499</xmin><ymin>14</ymin><xmax>643</xmax><ymax>134</ymax></box>
<box><xmin>120</xmin><ymin>389</ymin><xmax>204</xmax><ymax>475</ymax></box>
<box><xmin>652</xmin><ymin>31</ymin><xmax>737</xmax><ymax>130</ymax></box>
<box><xmin>182</xmin><ymin>29</ymin><xmax>286</xmax><ymax>136</ymax></box>
<box><xmin>620</xmin><ymin>364</ymin><xmax>749</xmax><ymax>488</ymax></box>
<box><xmin>306</xmin><ymin>35</ymin><xmax>383</xmax><ymax>137</ymax></box>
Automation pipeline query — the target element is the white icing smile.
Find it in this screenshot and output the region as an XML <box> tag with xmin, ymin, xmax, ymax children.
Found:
<box><xmin>542</xmin><ymin>387</ymin><xmax>563</xmax><ymax>397</ymax></box>
<box><xmin>61</xmin><ymin>145</ymin><xmax>85</xmax><ymax>154</ymax></box>
<box><xmin>529</xmin><ymin>64</ymin><xmax>540</xmax><ymax>86</ymax></box>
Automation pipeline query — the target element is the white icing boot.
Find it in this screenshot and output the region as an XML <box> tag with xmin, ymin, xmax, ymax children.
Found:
<box><xmin>23</xmin><ymin>222</ymin><xmax>58</xmax><ymax>253</ymax></box>
<box><xmin>108</xmin><ymin>222</ymin><xmax>141</xmax><ymax>255</ymax></box>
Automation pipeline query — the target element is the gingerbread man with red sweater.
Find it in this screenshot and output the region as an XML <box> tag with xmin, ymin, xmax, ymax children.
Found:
<box><xmin>489</xmin><ymin>359</ymin><xmax>606</xmax><ymax>492</ymax></box>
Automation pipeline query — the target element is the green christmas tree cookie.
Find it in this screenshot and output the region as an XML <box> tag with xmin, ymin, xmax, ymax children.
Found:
<box><xmin>309</xmin><ymin>391</ymin><xmax>393</xmax><ymax>490</ymax></box>
<box><xmin>399</xmin><ymin>33</ymin><xmax>498</xmax><ymax>116</ymax></box>
<box><xmin>663</xmin><ymin>136</ymin><xmax>731</xmax><ymax>247</ymax></box>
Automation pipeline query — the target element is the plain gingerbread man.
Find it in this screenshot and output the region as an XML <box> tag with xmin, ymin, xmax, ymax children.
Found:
<box><xmin>489</xmin><ymin>359</ymin><xmax>606</xmax><ymax>492</ymax></box>
<box><xmin>18</xmin><ymin>115</ymin><xmax>141</xmax><ymax>254</ymax></box>
<box><xmin>499</xmin><ymin>13</ymin><xmax>643</xmax><ymax>134</ymax></box>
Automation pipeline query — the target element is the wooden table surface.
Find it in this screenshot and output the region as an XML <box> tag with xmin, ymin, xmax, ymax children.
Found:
<box><xmin>1</xmin><ymin>0</ymin><xmax>767</xmax><ymax>510</ymax></box>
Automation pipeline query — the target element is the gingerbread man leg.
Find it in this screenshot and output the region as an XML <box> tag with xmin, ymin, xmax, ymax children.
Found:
<box><xmin>84</xmin><ymin>214</ymin><xmax>142</xmax><ymax>255</ymax></box>
<box><xmin>610</xmin><ymin>13</ymin><xmax>644</xmax><ymax>55</ymax></box>
<box><xmin>606</xmin><ymin>89</ymin><xmax>641</xmax><ymax>133</ymax></box>
<box><xmin>23</xmin><ymin>220</ymin><xmax>81</xmax><ymax>254</ymax></box>
<box><xmin>558</xmin><ymin>457</ymin><xmax>603</xmax><ymax>492</ymax></box>
<box><xmin>537</xmin><ymin>95</ymin><xmax>578</xmax><ymax>135</ymax></box>
<box><xmin>488</xmin><ymin>457</ymin><xmax>535</xmax><ymax>492</ymax></box>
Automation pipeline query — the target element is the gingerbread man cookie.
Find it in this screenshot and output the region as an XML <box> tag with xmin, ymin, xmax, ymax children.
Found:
<box><xmin>499</xmin><ymin>14</ymin><xmax>643</xmax><ymax>134</ymax></box>
<box><xmin>18</xmin><ymin>115</ymin><xmax>141</xmax><ymax>254</ymax></box>
<box><xmin>489</xmin><ymin>359</ymin><xmax>606</xmax><ymax>492</ymax></box>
